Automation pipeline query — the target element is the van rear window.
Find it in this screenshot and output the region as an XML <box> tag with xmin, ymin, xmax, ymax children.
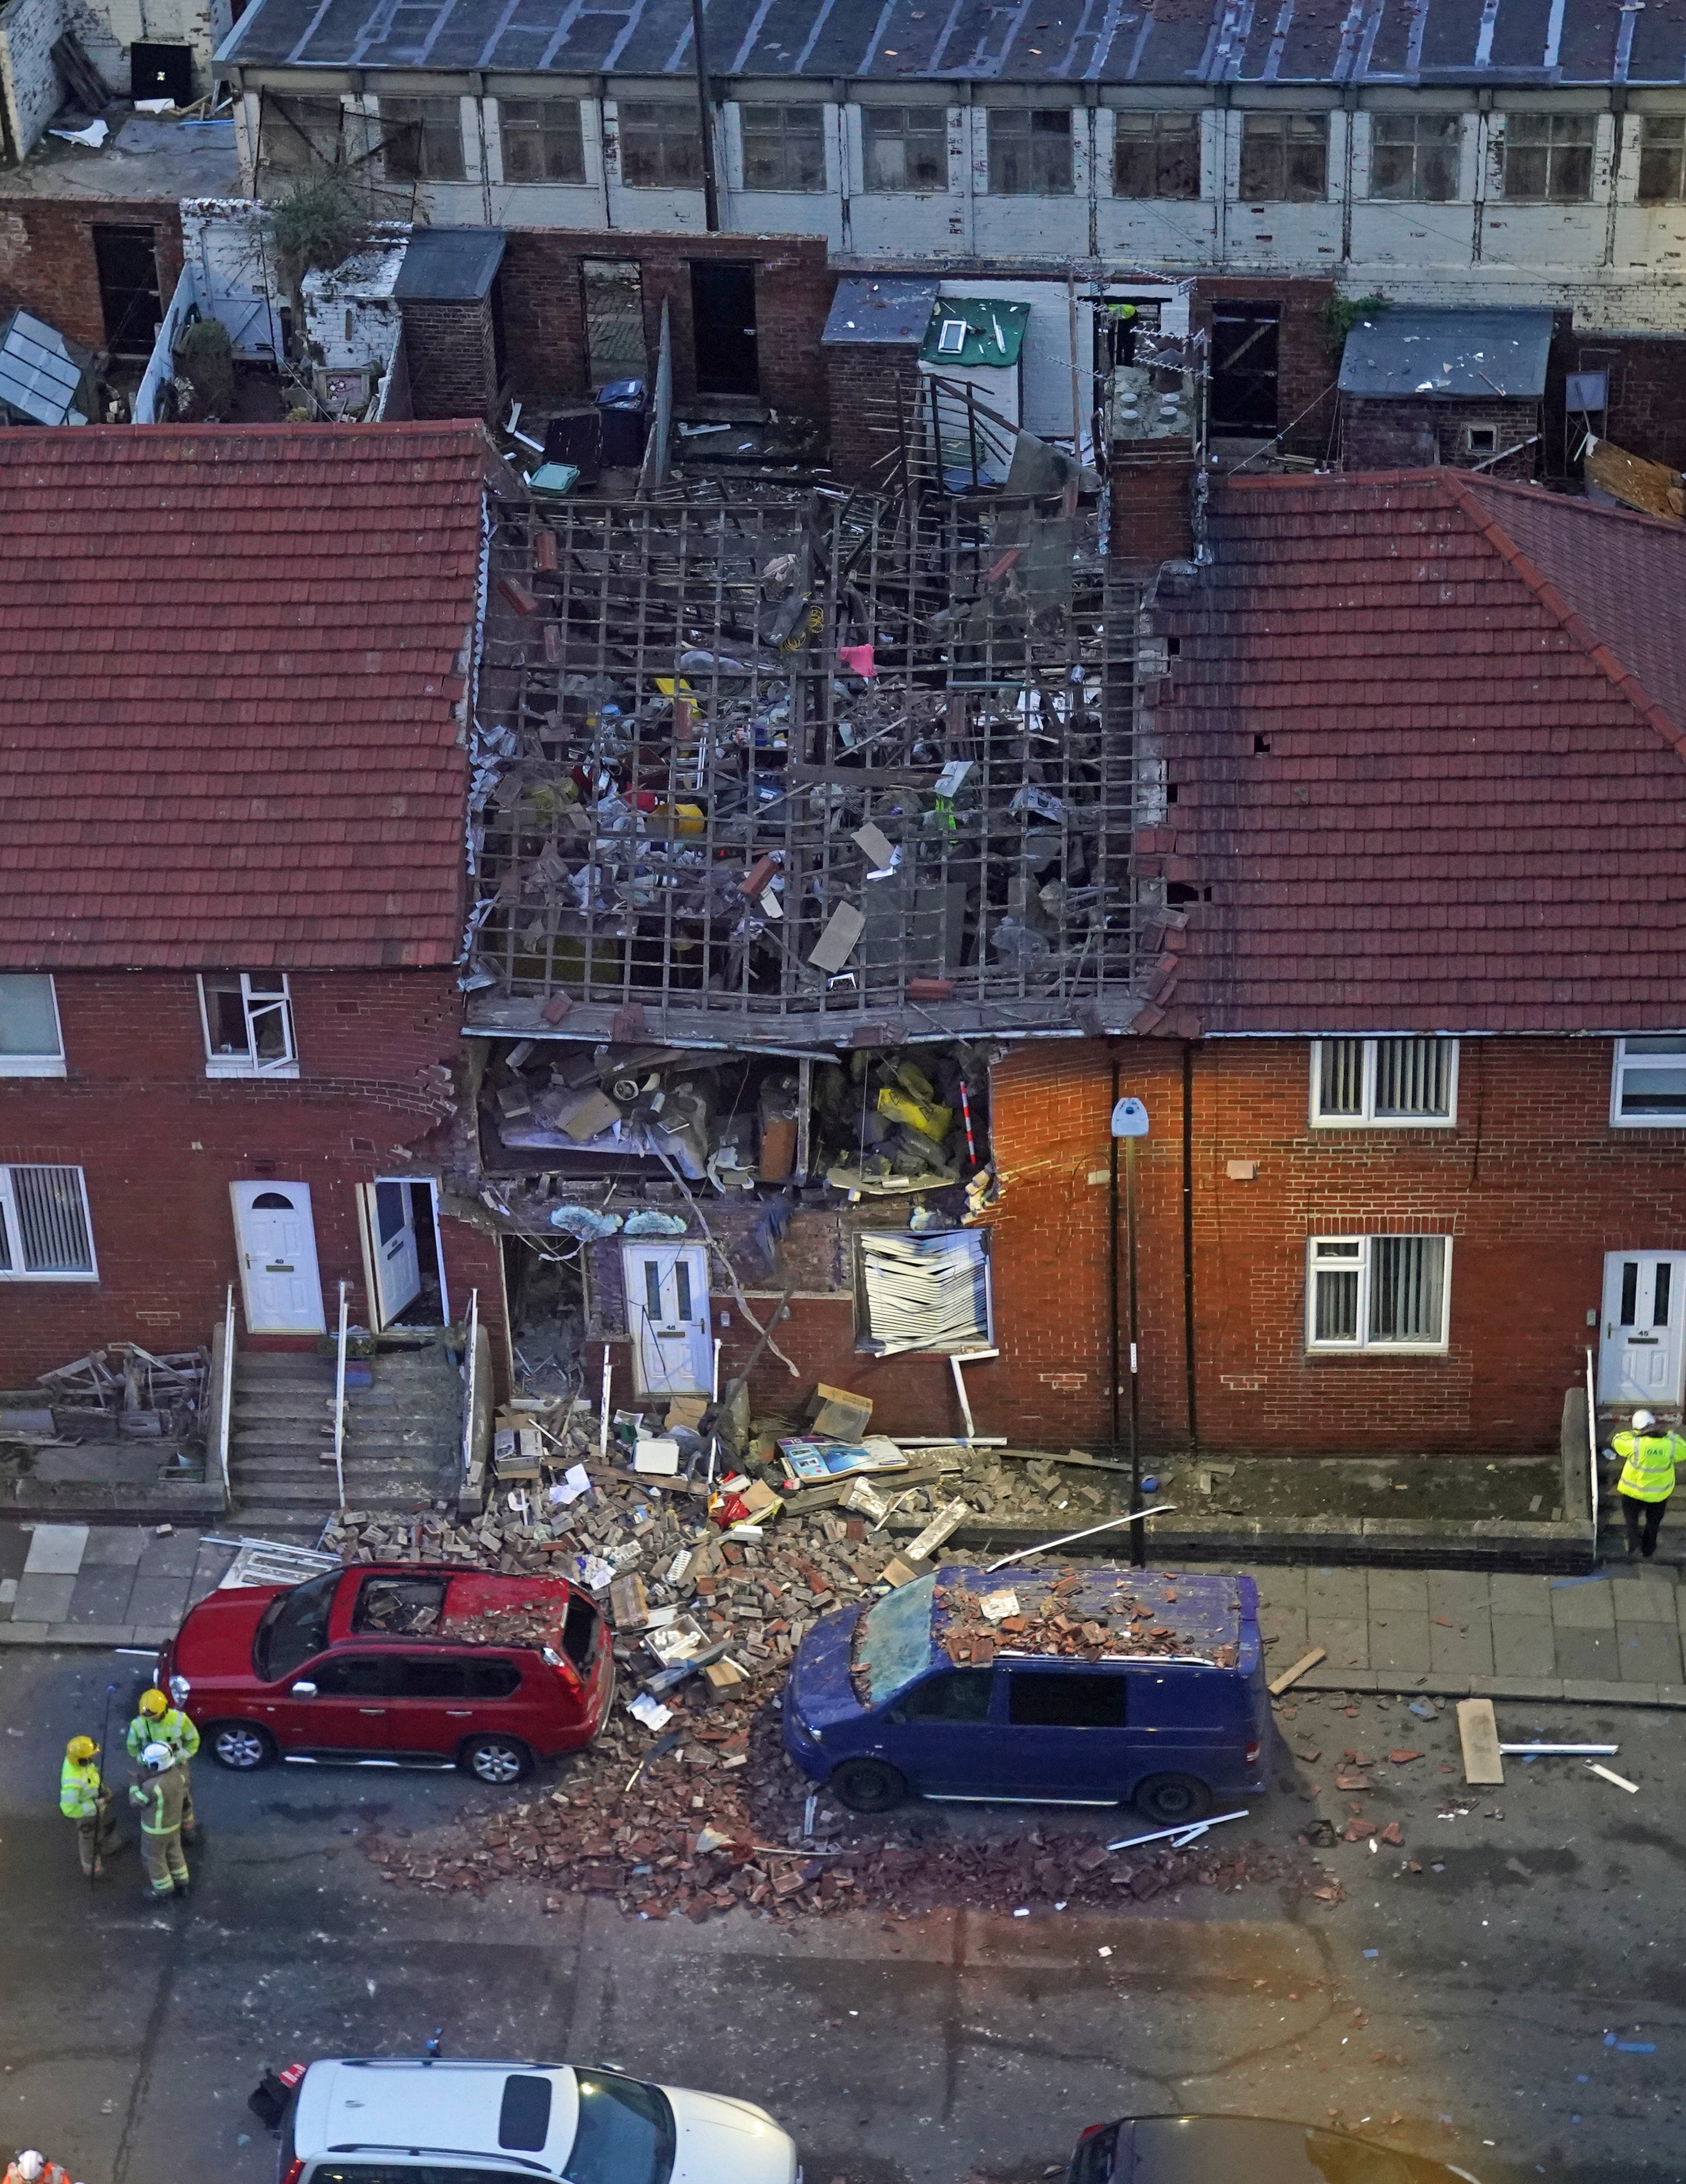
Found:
<box><xmin>1006</xmin><ymin>1670</ymin><xmax>1127</xmax><ymax>1728</ymax></box>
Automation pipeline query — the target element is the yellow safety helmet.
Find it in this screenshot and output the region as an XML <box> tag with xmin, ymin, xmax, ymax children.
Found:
<box><xmin>138</xmin><ymin>1687</ymin><xmax>168</xmax><ymax>1717</ymax></box>
<box><xmin>66</xmin><ymin>1734</ymin><xmax>97</xmax><ymax>1762</ymax></box>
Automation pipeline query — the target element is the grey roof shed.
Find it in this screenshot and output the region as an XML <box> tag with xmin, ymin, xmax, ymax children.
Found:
<box><xmin>1338</xmin><ymin>310</ymin><xmax>1555</xmax><ymax>402</ymax></box>
<box><xmin>394</xmin><ymin>228</ymin><xmax>507</xmax><ymax>304</ymax></box>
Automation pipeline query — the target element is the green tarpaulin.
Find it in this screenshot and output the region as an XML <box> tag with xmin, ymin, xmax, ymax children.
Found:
<box><xmin>921</xmin><ymin>298</ymin><xmax>1029</xmax><ymax>370</ymax></box>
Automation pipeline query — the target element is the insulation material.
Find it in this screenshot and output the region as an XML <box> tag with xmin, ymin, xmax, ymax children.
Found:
<box><xmin>859</xmin><ymin>1231</ymin><xmax>992</xmax><ymax>1356</ymax></box>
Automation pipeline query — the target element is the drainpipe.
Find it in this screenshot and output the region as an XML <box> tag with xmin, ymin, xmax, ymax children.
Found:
<box><xmin>1182</xmin><ymin>1037</ymin><xmax>1198</xmax><ymax>1452</ymax></box>
<box><xmin>690</xmin><ymin>0</ymin><xmax>721</xmax><ymax>231</ymax></box>
<box><xmin>1108</xmin><ymin>1049</ymin><xmax>1123</xmax><ymax>1468</ymax></box>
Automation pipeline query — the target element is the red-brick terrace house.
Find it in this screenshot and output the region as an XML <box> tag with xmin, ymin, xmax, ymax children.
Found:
<box><xmin>970</xmin><ymin>471</ymin><xmax>1686</xmax><ymax>1465</ymax></box>
<box><xmin>0</xmin><ymin>423</ymin><xmax>514</xmax><ymax>1524</ymax></box>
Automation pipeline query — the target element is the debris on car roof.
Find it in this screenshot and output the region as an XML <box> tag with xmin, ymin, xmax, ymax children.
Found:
<box><xmin>935</xmin><ymin>1566</ymin><xmax>1240</xmax><ymax>1669</ymax></box>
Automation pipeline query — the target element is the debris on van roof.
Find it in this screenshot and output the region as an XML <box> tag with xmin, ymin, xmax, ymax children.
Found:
<box><xmin>937</xmin><ymin>1566</ymin><xmax>1240</xmax><ymax>1669</ymax></box>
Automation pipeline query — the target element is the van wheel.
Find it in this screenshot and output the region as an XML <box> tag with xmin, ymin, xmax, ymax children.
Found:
<box><xmin>829</xmin><ymin>1758</ymin><xmax>906</xmax><ymax>1813</ymax></box>
<box><xmin>207</xmin><ymin>1721</ymin><xmax>275</xmax><ymax>1771</ymax></box>
<box><xmin>460</xmin><ymin>1734</ymin><xmax>531</xmax><ymax>1786</ymax></box>
<box><xmin>1133</xmin><ymin>1773</ymin><xmax>1212</xmax><ymax>1825</ymax></box>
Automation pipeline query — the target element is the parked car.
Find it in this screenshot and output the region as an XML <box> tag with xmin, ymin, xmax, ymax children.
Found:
<box><xmin>278</xmin><ymin>2055</ymin><xmax>800</xmax><ymax>2184</ymax></box>
<box><xmin>1068</xmin><ymin>2115</ymin><xmax>1485</xmax><ymax>2184</ymax></box>
<box><xmin>782</xmin><ymin>1565</ymin><xmax>1267</xmax><ymax>1820</ymax></box>
<box><xmin>157</xmin><ymin>1562</ymin><xmax>613</xmax><ymax>1785</ymax></box>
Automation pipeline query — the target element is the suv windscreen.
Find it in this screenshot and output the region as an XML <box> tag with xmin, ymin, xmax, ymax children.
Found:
<box><xmin>853</xmin><ymin>1573</ymin><xmax>936</xmax><ymax>1705</ymax></box>
<box><xmin>255</xmin><ymin>1570</ymin><xmax>341</xmax><ymax>1683</ymax></box>
<box><xmin>562</xmin><ymin>2072</ymin><xmax>676</xmax><ymax>2184</ymax></box>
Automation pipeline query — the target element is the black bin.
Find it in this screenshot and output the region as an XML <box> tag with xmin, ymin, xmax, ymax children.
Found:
<box><xmin>597</xmin><ymin>377</ymin><xmax>647</xmax><ymax>467</ymax></box>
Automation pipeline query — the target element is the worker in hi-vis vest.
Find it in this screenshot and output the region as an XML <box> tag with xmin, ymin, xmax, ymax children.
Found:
<box><xmin>1611</xmin><ymin>1408</ymin><xmax>1686</xmax><ymax>1560</ymax></box>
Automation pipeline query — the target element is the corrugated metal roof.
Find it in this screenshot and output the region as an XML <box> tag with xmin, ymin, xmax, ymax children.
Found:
<box><xmin>220</xmin><ymin>0</ymin><xmax>1686</xmax><ymax>85</ymax></box>
<box><xmin>393</xmin><ymin>227</ymin><xmax>506</xmax><ymax>303</ymax></box>
<box><xmin>0</xmin><ymin>310</ymin><xmax>87</xmax><ymax>428</ymax></box>
<box><xmin>822</xmin><ymin>275</ymin><xmax>937</xmax><ymax>347</ymax></box>
<box><xmin>1338</xmin><ymin>309</ymin><xmax>1555</xmax><ymax>401</ymax></box>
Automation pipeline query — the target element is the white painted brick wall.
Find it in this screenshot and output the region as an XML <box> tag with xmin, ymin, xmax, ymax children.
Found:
<box><xmin>0</xmin><ymin>0</ymin><xmax>69</xmax><ymax>161</ymax></box>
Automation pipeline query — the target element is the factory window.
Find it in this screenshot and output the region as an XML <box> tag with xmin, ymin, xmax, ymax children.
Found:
<box><xmin>1637</xmin><ymin>115</ymin><xmax>1686</xmax><ymax>204</ymax></box>
<box><xmin>988</xmin><ymin>108</ymin><xmax>1073</xmax><ymax>195</ymax></box>
<box><xmin>499</xmin><ymin>98</ymin><xmax>586</xmax><ymax>183</ymax></box>
<box><xmin>1112</xmin><ymin>111</ymin><xmax>1200</xmax><ymax>198</ymax></box>
<box><xmin>740</xmin><ymin>103</ymin><xmax>827</xmax><ymax>191</ymax></box>
<box><xmin>381</xmin><ymin>96</ymin><xmax>466</xmax><ymax>181</ymax></box>
<box><xmin>1239</xmin><ymin>112</ymin><xmax>1328</xmax><ymax>201</ymax></box>
<box><xmin>616</xmin><ymin>100</ymin><xmax>705</xmax><ymax>188</ymax></box>
<box><xmin>1369</xmin><ymin>111</ymin><xmax>1461</xmax><ymax>201</ymax></box>
<box><xmin>862</xmin><ymin>105</ymin><xmax>948</xmax><ymax>191</ymax></box>
<box><xmin>1500</xmin><ymin>113</ymin><xmax>1594</xmax><ymax>201</ymax></box>
<box><xmin>258</xmin><ymin>93</ymin><xmax>345</xmax><ymax>172</ymax></box>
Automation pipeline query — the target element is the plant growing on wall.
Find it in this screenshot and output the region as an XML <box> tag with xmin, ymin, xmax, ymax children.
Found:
<box><xmin>1321</xmin><ymin>290</ymin><xmax>1390</xmax><ymax>360</ymax></box>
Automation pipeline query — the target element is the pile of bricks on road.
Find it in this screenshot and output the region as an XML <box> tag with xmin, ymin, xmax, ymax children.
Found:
<box><xmin>331</xmin><ymin>1457</ymin><xmax>1324</xmax><ymax>1923</ymax></box>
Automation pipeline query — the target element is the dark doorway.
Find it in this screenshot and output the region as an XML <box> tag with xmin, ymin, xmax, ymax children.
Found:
<box><xmin>689</xmin><ymin>261</ymin><xmax>758</xmax><ymax>396</ymax></box>
<box><xmin>1209</xmin><ymin>302</ymin><xmax>1280</xmax><ymax>434</ymax></box>
<box><xmin>130</xmin><ymin>42</ymin><xmax>194</xmax><ymax>103</ymax></box>
<box><xmin>92</xmin><ymin>225</ymin><xmax>163</xmax><ymax>357</ymax></box>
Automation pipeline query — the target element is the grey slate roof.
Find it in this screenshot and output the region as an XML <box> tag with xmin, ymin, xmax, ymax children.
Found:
<box><xmin>219</xmin><ymin>0</ymin><xmax>1686</xmax><ymax>85</ymax></box>
<box><xmin>393</xmin><ymin>225</ymin><xmax>507</xmax><ymax>301</ymax></box>
<box><xmin>822</xmin><ymin>276</ymin><xmax>939</xmax><ymax>346</ymax></box>
<box><xmin>1338</xmin><ymin>309</ymin><xmax>1556</xmax><ymax>401</ymax></box>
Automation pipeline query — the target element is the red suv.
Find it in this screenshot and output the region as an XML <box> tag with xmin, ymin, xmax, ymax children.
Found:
<box><xmin>156</xmin><ymin>1563</ymin><xmax>614</xmax><ymax>1785</ymax></box>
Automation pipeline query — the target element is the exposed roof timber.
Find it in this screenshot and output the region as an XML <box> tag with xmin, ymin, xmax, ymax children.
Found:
<box><xmin>220</xmin><ymin>0</ymin><xmax>1686</xmax><ymax>86</ymax></box>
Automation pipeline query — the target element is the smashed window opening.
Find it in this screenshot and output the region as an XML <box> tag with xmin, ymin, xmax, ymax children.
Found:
<box><xmin>857</xmin><ymin>1228</ymin><xmax>992</xmax><ymax>1355</ymax></box>
<box><xmin>478</xmin><ymin>1035</ymin><xmax>993</xmax><ymax>1206</ymax></box>
<box><xmin>470</xmin><ymin>467</ymin><xmax>1144</xmax><ymax>1044</ymax></box>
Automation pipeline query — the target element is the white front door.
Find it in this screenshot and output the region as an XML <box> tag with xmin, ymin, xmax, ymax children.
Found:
<box><xmin>624</xmin><ymin>1242</ymin><xmax>712</xmax><ymax>1396</ymax></box>
<box><xmin>231</xmin><ymin>1182</ymin><xmax>326</xmax><ymax>1334</ymax></box>
<box><xmin>1599</xmin><ymin>1251</ymin><xmax>1686</xmax><ymax>1409</ymax></box>
<box><xmin>370</xmin><ymin>1180</ymin><xmax>423</xmax><ymax>1326</ymax></box>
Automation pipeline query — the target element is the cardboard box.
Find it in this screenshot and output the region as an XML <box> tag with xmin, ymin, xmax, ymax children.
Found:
<box><xmin>806</xmin><ymin>1384</ymin><xmax>875</xmax><ymax>1439</ymax></box>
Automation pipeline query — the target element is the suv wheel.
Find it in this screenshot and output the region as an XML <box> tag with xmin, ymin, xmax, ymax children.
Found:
<box><xmin>460</xmin><ymin>1734</ymin><xmax>531</xmax><ymax>1785</ymax></box>
<box><xmin>829</xmin><ymin>1757</ymin><xmax>907</xmax><ymax>1813</ymax></box>
<box><xmin>207</xmin><ymin>1721</ymin><xmax>275</xmax><ymax>1771</ymax></box>
<box><xmin>1133</xmin><ymin>1772</ymin><xmax>1212</xmax><ymax>1826</ymax></box>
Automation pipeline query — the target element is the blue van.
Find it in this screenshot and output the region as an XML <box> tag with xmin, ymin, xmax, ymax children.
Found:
<box><xmin>781</xmin><ymin>1565</ymin><xmax>1268</xmax><ymax>1823</ymax></box>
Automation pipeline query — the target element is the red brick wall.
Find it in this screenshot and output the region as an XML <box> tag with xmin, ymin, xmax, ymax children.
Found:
<box><xmin>496</xmin><ymin>228</ymin><xmax>833</xmax><ymax>419</ymax></box>
<box><xmin>824</xmin><ymin>343</ymin><xmax>921</xmax><ymax>487</ymax></box>
<box><xmin>0</xmin><ymin>969</ymin><xmax>508</xmax><ymax>1384</ymax></box>
<box><xmin>1563</xmin><ymin>332</ymin><xmax>1686</xmax><ymax>474</ymax></box>
<box><xmin>401</xmin><ymin>294</ymin><xmax>500</xmax><ymax>422</ymax></box>
<box><xmin>0</xmin><ymin>197</ymin><xmax>185</xmax><ymax>354</ymax></box>
<box><xmin>585</xmin><ymin>1034</ymin><xmax>1686</xmax><ymax>1461</ymax></box>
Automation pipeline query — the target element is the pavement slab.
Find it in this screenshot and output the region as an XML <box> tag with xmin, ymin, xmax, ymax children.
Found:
<box><xmin>23</xmin><ymin>1524</ymin><xmax>88</xmax><ymax>1576</ymax></box>
<box><xmin>1550</xmin><ymin>1577</ymin><xmax>1617</xmax><ymax>1629</ymax></box>
<box><xmin>80</xmin><ymin>1529</ymin><xmax>147</xmax><ymax>1568</ymax></box>
<box><xmin>1490</xmin><ymin>1615</ymin><xmax>1559</xmax><ymax>1678</ymax></box>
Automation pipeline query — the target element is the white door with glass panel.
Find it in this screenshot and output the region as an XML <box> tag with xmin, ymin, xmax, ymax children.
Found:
<box><xmin>230</xmin><ymin>1182</ymin><xmax>326</xmax><ymax>1334</ymax></box>
<box><xmin>1599</xmin><ymin>1252</ymin><xmax>1686</xmax><ymax>1409</ymax></box>
<box><xmin>370</xmin><ymin>1180</ymin><xmax>423</xmax><ymax>1324</ymax></box>
<box><xmin>624</xmin><ymin>1242</ymin><xmax>711</xmax><ymax>1395</ymax></box>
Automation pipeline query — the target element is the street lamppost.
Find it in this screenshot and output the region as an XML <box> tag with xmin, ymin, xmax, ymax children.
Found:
<box><xmin>1111</xmin><ymin>1092</ymin><xmax>1149</xmax><ymax>1566</ymax></box>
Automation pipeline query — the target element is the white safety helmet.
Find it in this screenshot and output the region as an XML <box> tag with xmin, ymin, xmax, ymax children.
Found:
<box><xmin>141</xmin><ymin>1742</ymin><xmax>174</xmax><ymax>1773</ymax></box>
<box><xmin>1633</xmin><ymin>1409</ymin><xmax>1657</xmax><ymax>1432</ymax></box>
<box><xmin>16</xmin><ymin>2152</ymin><xmax>44</xmax><ymax>2181</ymax></box>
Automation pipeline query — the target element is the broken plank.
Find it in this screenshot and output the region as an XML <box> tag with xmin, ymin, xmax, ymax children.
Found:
<box><xmin>1456</xmin><ymin>1696</ymin><xmax>1505</xmax><ymax>1787</ymax></box>
<box><xmin>1587</xmin><ymin>1761</ymin><xmax>1638</xmax><ymax>1794</ymax></box>
<box><xmin>1267</xmin><ymin>1647</ymin><xmax>1326</xmax><ymax>1697</ymax></box>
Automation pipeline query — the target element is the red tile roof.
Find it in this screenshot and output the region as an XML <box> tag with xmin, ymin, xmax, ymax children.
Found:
<box><xmin>0</xmin><ymin>423</ymin><xmax>502</xmax><ymax>970</ymax></box>
<box><xmin>1153</xmin><ymin>470</ymin><xmax>1686</xmax><ymax>1034</ymax></box>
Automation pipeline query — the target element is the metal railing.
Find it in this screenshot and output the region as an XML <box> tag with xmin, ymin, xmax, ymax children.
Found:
<box><xmin>460</xmin><ymin>1287</ymin><xmax>480</xmax><ymax>1494</ymax></box>
<box><xmin>332</xmin><ymin>1280</ymin><xmax>349</xmax><ymax>1512</ymax></box>
<box><xmin>214</xmin><ymin>1283</ymin><xmax>236</xmax><ymax>1509</ymax></box>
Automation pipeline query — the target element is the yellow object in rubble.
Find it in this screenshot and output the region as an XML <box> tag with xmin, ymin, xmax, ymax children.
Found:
<box><xmin>877</xmin><ymin>1085</ymin><xmax>953</xmax><ymax>1141</ymax></box>
<box><xmin>648</xmin><ymin>803</ymin><xmax>706</xmax><ymax>836</ymax></box>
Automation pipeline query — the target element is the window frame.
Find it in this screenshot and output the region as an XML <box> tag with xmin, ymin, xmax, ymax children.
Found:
<box><xmin>257</xmin><ymin>92</ymin><xmax>347</xmax><ymax>174</ymax></box>
<box><xmin>379</xmin><ymin>94</ymin><xmax>467</xmax><ymax>182</ymax></box>
<box><xmin>1239</xmin><ymin>111</ymin><xmax>1329</xmax><ymax>203</ymax></box>
<box><xmin>738</xmin><ymin>102</ymin><xmax>827</xmax><ymax>192</ymax></box>
<box><xmin>1610</xmin><ymin>1035</ymin><xmax>1686</xmax><ymax>1127</ymax></box>
<box><xmin>497</xmin><ymin>96</ymin><xmax>587</xmax><ymax>184</ymax></box>
<box><xmin>0</xmin><ymin>1163</ymin><xmax>99</xmax><ymax>1282</ymax></box>
<box><xmin>1306</xmin><ymin>1233</ymin><xmax>1452</xmax><ymax>1355</ymax></box>
<box><xmin>1368</xmin><ymin>110</ymin><xmax>1462</xmax><ymax>202</ymax></box>
<box><xmin>1637</xmin><ymin>114</ymin><xmax>1686</xmax><ymax>204</ymax></box>
<box><xmin>0</xmin><ymin>973</ymin><xmax>66</xmax><ymax>1078</ymax></box>
<box><xmin>861</xmin><ymin>103</ymin><xmax>949</xmax><ymax>193</ymax></box>
<box><xmin>615</xmin><ymin>99</ymin><xmax>705</xmax><ymax>189</ymax></box>
<box><xmin>1111</xmin><ymin>109</ymin><xmax>1201</xmax><ymax>200</ymax></box>
<box><xmin>1308</xmin><ymin>1037</ymin><xmax>1458</xmax><ymax>1129</ymax></box>
<box><xmin>198</xmin><ymin>972</ymin><xmax>299</xmax><ymax>1079</ymax></box>
<box><xmin>986</xmin><ymin>106</ymin><xmax>1075</xmax><ymax>197</ymax></box>
<box><xmin>1499</xmin><ymin>111</ymin><xmax>1595</xmax><ymax>203</ymax></box>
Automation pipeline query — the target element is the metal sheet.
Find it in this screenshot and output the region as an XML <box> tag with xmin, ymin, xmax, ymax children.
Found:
<box><xmin>822</xmin><ymin>276</ymin><xmax>939</xmax><ymax>348</ymax></box>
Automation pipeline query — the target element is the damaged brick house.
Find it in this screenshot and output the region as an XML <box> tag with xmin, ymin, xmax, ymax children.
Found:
<box><xmin>0</xmin><ymin>422</ymin><xmax>514</xmax><ymax>1402</ymax></box>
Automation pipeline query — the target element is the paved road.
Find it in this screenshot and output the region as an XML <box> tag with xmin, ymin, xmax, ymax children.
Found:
<box><xmin>3</xmin><ymin>1649</ymin><xmax>1684</xmax><ymax>2184</ymax></box>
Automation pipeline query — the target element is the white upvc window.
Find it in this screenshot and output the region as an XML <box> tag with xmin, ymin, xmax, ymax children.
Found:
<box><xmin>0</xmin><ymin>974</ymin><xmax>66</xmax><ymax>1077</ymax></box>
<box><xmin>1308</xmin><ymin>1233</ymin><xmax>1450</xmax><ymax>1352</ymax></box>
<box><xmin>1610</xmin><ymin>1036</ymin><xmax>1686</xmax><ymax>1126</ymax></box>
<box><xmin>0</xmin><ymin>1163</ymin><xmax>97</xmax><ymax>1280</ymax></box>
<box><xmin>1310</xmin><ymin>1036</ymin><xmax>1457</xmax><ymax>1126</ymax></box>
<box><xmin>198</xmin><ymin>973</ymin><xmax>298</xmax><ymax>1078</ymax></box>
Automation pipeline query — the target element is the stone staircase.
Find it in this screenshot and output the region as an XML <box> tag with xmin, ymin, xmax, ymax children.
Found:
<box><xmin>227</xmin><ymin>1343</ymin><xmax>465</xmax><ymax>1539</ymax></box>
